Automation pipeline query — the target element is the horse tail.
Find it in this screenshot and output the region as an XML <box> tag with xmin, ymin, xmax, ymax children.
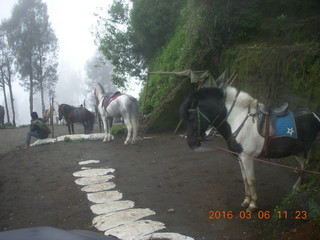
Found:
<box><xmin>313</xmin><ymin>112</ymin><xmax>320</xmax><ymax>132</ymax></box>
<box><xmin>130</xmin><ymin>98</ymin><xmax>139</xmax><ymax>140</ymax></box>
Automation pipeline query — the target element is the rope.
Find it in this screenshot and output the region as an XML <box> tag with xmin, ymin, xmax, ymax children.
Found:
<box><xmin>202</xmin><ymin>141</ymin><xmax>320</xmax><ymax>175</ymax></box>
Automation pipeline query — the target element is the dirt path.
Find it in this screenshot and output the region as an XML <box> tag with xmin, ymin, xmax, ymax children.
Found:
<box><xmin>0</xmin><ymin>125</ymin><xmax>298</xmax><ymax>239</ymax></box>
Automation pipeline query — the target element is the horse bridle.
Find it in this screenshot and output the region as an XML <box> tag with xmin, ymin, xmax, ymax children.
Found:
<box><xmin>188</xmin><ymin>89</ymin><xmax>255</xmax><ymax>141</ymax></box>
<box><xmin>188</xmin><ymin>107</ymin><xmax>213</xmax><ymax>140</ymax></box>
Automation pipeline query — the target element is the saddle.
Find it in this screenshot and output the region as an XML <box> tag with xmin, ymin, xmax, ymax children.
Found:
<box><xmin>102</xmin><ymin>91</ymin><xmax>122</xmax><ymax>109</ymax></box>
<box><xmin>257</xmin><ymin>102</ymin><xmax>289</xmax><ymax>157</ymax></box>
<box><xmin>257</xmin><ymin>102</ymin><xmax>289</xmax><ymax>137</ymax></box>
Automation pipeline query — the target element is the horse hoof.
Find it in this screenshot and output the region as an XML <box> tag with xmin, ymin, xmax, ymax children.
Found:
<box><xmin>241</xmin><ymin>201</ymin><xmax>250</xmax><ymax>208</ymax></box>
<box><xmin>246</xmin><ymin>205</ymin><xmax>258</xmax><ymax>212</ymax></box>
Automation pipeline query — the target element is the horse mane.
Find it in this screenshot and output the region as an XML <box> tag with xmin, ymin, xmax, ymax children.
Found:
<box><xmin>225</xmin><ymin>86</ymin><xmax>257</xmax><ymax>109</ymax></box>
<box><xmin>97</xmin><ymin>83</ymin><xmax>105</xmax><ymax>94</ymax></box>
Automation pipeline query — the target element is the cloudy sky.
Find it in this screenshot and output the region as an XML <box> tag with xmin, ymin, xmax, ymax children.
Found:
<box><xmin>0</xmin><ymin>0</ymin><xmax>140</xmax><ymax>125</ymax></box>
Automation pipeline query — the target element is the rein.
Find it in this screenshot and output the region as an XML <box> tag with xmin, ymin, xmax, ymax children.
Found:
<box><xmin>188</xmin><ymin>107</ymin><xmax>213</xmax><ymax>138</ymax></box>
<box><xmin>231</xmin><ymin>104</ymin><xmax>256</xmax><ymax>140</ymax></box>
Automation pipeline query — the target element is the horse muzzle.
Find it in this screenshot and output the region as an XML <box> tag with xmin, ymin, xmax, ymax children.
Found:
<box><xmin>187</xmin><ymin>137</ymin><xmax>201</xmax><ymax>149</ymax></box>
<box><xmin>187</xmin><ymin>137</ymin><xmax>214</xmax><ymax>152</ymax></box>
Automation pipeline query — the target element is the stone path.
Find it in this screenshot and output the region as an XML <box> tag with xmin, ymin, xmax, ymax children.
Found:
<box><xmin>73</xmin><ymin>159</ymin><xmax>194</xmax><ymax>240</ymax></box>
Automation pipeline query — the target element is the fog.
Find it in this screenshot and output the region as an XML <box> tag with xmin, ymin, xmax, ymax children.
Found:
<box><xmin>0</xmin><ymin>0</ymin><xmax>141</xmax><ymax>126</ymax></box>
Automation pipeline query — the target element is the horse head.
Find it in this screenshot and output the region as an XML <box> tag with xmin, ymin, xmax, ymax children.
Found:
<box><xmin>180</xmin><ymin>88</ymin><xmax>228</xmax><ymax>151</ymax></box>
<box><xmin>58</xmin><ymin>104</ymin><xmax>64</xmax><ymax>121</ymax></box>
<box><xmin>94</xmin><ymin>83</ymin><xmax>105</xmax><ymax>102</ymax></box>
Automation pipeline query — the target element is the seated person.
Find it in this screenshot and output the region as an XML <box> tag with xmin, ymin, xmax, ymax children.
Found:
<box><xmin>24</xmin><ymin>112</ymin><xmax>51</xmax><ymax>149</ymax></box>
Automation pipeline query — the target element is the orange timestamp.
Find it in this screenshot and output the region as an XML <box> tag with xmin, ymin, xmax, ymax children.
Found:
<box><xmin>208</xmin><ymin>210</ymin><xmax>308</xmax><ymax>220</ymax></box>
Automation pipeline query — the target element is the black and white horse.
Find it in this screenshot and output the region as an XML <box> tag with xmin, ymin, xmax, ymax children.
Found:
<box><xmin>94</xmin><ymin>83</ymin><xmax>139</xmax><ymax>144</ymax></box>
<box><xmin>180</xmin><ymin>86</ymin><xmax>320</xmax><ymax>211</ymax></box>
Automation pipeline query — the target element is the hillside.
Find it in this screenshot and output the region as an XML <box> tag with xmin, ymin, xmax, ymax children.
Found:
<box><xmin>140</xmin><ymin>0</ymin><xmax>319</xmax><ymax>131</ymax></box>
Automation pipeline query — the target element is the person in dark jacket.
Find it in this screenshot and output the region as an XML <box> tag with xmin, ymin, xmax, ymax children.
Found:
<box><xmin>24</xmin><ymin>112</ymin><xmax>51</xmax><ymax>149</ymax></box>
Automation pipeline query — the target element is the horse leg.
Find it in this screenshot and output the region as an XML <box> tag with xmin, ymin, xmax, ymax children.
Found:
<box><xmin>71</xmin><ymin>123</ymin><xmax>75</xmax><ymax>134</ymax></box>
<box><xmin>131</xmin><ymin>115</ymin><xmax>139</xmax><ymax>144</ymax></box>
<box><xmin>67</xmin><ymin>123</ymin><xmax>71</xmax><ymax>134</ymax></box>
<box><xmin>102</xmin><ymin>117</ymin><xmax>113</xmax><ymax>142</ymax></box>
<box><xmin>107</xmin><ymin>118</ymin><xmax>114</xmax><ymax>141</ymax></box>
<box><xmin>239</xmin><ymin>160</ymin><xmax>251</xmax><ymax>208</ymax></box>
<box><xmin>239</xmin><ymin>155</ymin><xmax>258</xmax><ymax>211</ymax></box>
<box><xmin>123</xmin><ymin>117</ymin><xmax>132</xmax><ymax>145</ymax></box>
<box><xmin>83</xmin><ymin>121</ymin><xmax>87</xmax><ymax>134</ymax></box>
<box><xmin>293</xmin><ymin>153</ymin><xmax>307</xmax><ymax>191</ymax></box>
<box><xmin>102</xmin><ymin>117</ymin><xmax>108</xmax><ymax>142</ymax></box>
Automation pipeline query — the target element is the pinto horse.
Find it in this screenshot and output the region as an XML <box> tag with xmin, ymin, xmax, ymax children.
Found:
<box><xmin>94</xmin><ymin>83</ymin><xmax>139</xmax><ymax>144</ymax></box>
<box><xmin>180</xmin><ymin>86</ymin><xmax>320</xmax><ymax>211</ymax></box>
<box><xmin>0</xmin><ymin>105</ymin><xmax>5</xmax><ymax>128</ymax></box>
<box><xmin>58</xmin><ymin>104</ymin><xmax>93</xmax><ymax>134</ymax></box>
<box><xmin>43</xmin><ymin>106</ymin><xmax>54</xmax><ymax>123</ymax></box>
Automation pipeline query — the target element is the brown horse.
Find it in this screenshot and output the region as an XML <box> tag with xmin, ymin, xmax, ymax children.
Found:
<box><xmin>43</xmin><ymin>106</ymin><xmax>55</xmax><ymax>123</ymax></box>
<box><xmin>0</xmin><ymin>105</ymin><xmax>5</xmax><ymax>128</ymax></box>
<box><xmin>58</xmin><ymin>104</ymin><xmax>94</xmax><ymax>134</ymax></box>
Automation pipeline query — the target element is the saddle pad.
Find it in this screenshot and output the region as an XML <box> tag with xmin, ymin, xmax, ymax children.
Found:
<box><xmin>103</xmin><ymin>92</ymin><xmax>122</xmax><ymax>109</ymax></box>
<box><xmin>273</xmin><ymin>111</ymin><xmax>298</xmax><ymax>138</ymax></box>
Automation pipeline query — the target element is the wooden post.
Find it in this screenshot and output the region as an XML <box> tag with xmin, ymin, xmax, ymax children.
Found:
<box><xmin>142</xmin><ymin>73</ymin><xmax>150</xmax><ymax>117</ymax></box>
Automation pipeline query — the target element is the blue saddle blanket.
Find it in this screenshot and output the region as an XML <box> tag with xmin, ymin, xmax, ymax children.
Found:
<box><xmin>273</xmin><ymin>111</ymin><xmax>297</xmax><ymax>138</ymax></box>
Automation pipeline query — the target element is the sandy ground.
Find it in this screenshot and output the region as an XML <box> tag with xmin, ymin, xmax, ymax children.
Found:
<box><xmin>0</xmin><ymin>123</ymin><xmax>301</xmax><ymax>239</ymax></box>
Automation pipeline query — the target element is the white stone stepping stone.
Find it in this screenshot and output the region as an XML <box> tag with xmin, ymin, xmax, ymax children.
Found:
<box><xmin>75</xmin><ymin>175</ymin><xmax>114</xmax><ymax>186</ymax></box>
<box><xmin>56</xmin><ymin>134</ymin><xmax>90</xmax><ymax>142</ymax></box>
<box><xmin>73</xmin><ymin>168</ymin><xmax>115</xmax><ymax>177</ymax></box>
<box><xmin>104</xmin><ymin>220</ymin><xmax>165</xmax><ymax>240</ymax></box>
<box><xmin>81</xmin><ymin>167</ymin><xmax>91</xmax><ymax>170</ymax></box>
<box><xmin>32</xmin><ymin>138</ymin><xmax>56</xmax><ymax>146</ymax></box>
<box><xmin>81</xmin><ymin>182</ymin><xmax>116</xmax><ymax>192</ymax></box>
<box><xmin>137</xmin><ymin>232</ymin><xmax>194</xmax><ymax>240</ymax></box>
<box><xmin>87</xmin><ymin>191</ymin><xmax>123</xmax><ymax>203</ymax></box>
<box><xmin>91</xmin><ymin>200</ymin><xmax>135</xmax><ymax>215</ymax></box>
<box><xmin>79</xmin><ymin>160</ymin><xmax>100</xmax><ymax>165</ymax></box>
<box><xmin>87</xmin><ymin>133</ymin><xmax>105</xmax><ymax>140</ymax></box>
<box><xmin>93</xmin><ymin>208</ymin><xmax>155</xmax><ymax>231</ymax></box>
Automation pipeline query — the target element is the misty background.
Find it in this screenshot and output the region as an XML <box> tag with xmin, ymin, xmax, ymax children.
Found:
<box><xmin>0</xmin><ymin>0</ymin><xmax>141</xmax><ymax>126</ymax></box>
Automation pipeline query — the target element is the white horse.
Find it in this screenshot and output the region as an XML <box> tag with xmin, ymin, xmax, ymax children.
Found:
<box><xmin>180</xmin><ymin>86</ymin><xmax>320</xmax><ymax>211</ymax></box>
<box><xmin>94</xmin><ymin>83</ymin><xmax>139</xmax><ymax>144</ymax></box>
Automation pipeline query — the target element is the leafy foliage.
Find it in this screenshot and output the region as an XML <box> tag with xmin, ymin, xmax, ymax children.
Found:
<box><xmin>130</xmin><ymin>0</ymin><xmax>185</xmax><ymax>62</ymax></box>
<box><xmin>94</xmin><ymin>0</ymin><xmax>185</xmax><ymax>87</ymax></box>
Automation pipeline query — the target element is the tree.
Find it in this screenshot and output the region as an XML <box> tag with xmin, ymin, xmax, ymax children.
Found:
<box><xmin>6</xmin><ymin>0</ymin><xmax>58</xmax><ymax>115</ymax></box>
<box><xmin>0</xmin><ymin>21</ymin><xmax>16</xmax><ymax>126</ymax></box>
<box><xmin>95</xmin><ymin>0</ymin><xmax>139</xmax><ymax>87</ymax></box>
<box><xmin>85</xmin><ymin>51</ymin><xmax>116</xmax><ymax>107</ymax></box>
<box><xmin>33</xmin><ymin>25</ymin><xmax>59</xmax><ymax>116</ymax></box>
<box><xmin>130</xmin><ymin>0</ymin><xmax>185</xmax><ymax>61</ymax></box>
<box><xmin>94</xmin><ymin>0</ymin><xmax>185</xmax><ymax>87</ymax></box>
<box><xmin>85</xmin><ymin>51</ymin><xmax>116</xmax><ymax>91</ymax></box>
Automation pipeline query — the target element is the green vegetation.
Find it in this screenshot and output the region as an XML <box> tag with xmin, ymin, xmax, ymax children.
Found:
<box><xmin>63</xmin><ymin>136</ymin><xmax>71</xmax><ymax>142</ymax></box>
<box><xmin>111</xmin><ymin>125</ymin><xmax>126</xmax><ymax>136</ymax></box>
<box><xmin>4</xmin><ymin>122</ymin><xmax>14</xmax><ymax>127</ymax></box>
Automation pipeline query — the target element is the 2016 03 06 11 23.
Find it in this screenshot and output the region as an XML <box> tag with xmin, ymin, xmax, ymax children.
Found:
<box><xmin>208</xmin><ymin>210</ymin><xmax>308</xmax><ymax>220</ymax></box>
